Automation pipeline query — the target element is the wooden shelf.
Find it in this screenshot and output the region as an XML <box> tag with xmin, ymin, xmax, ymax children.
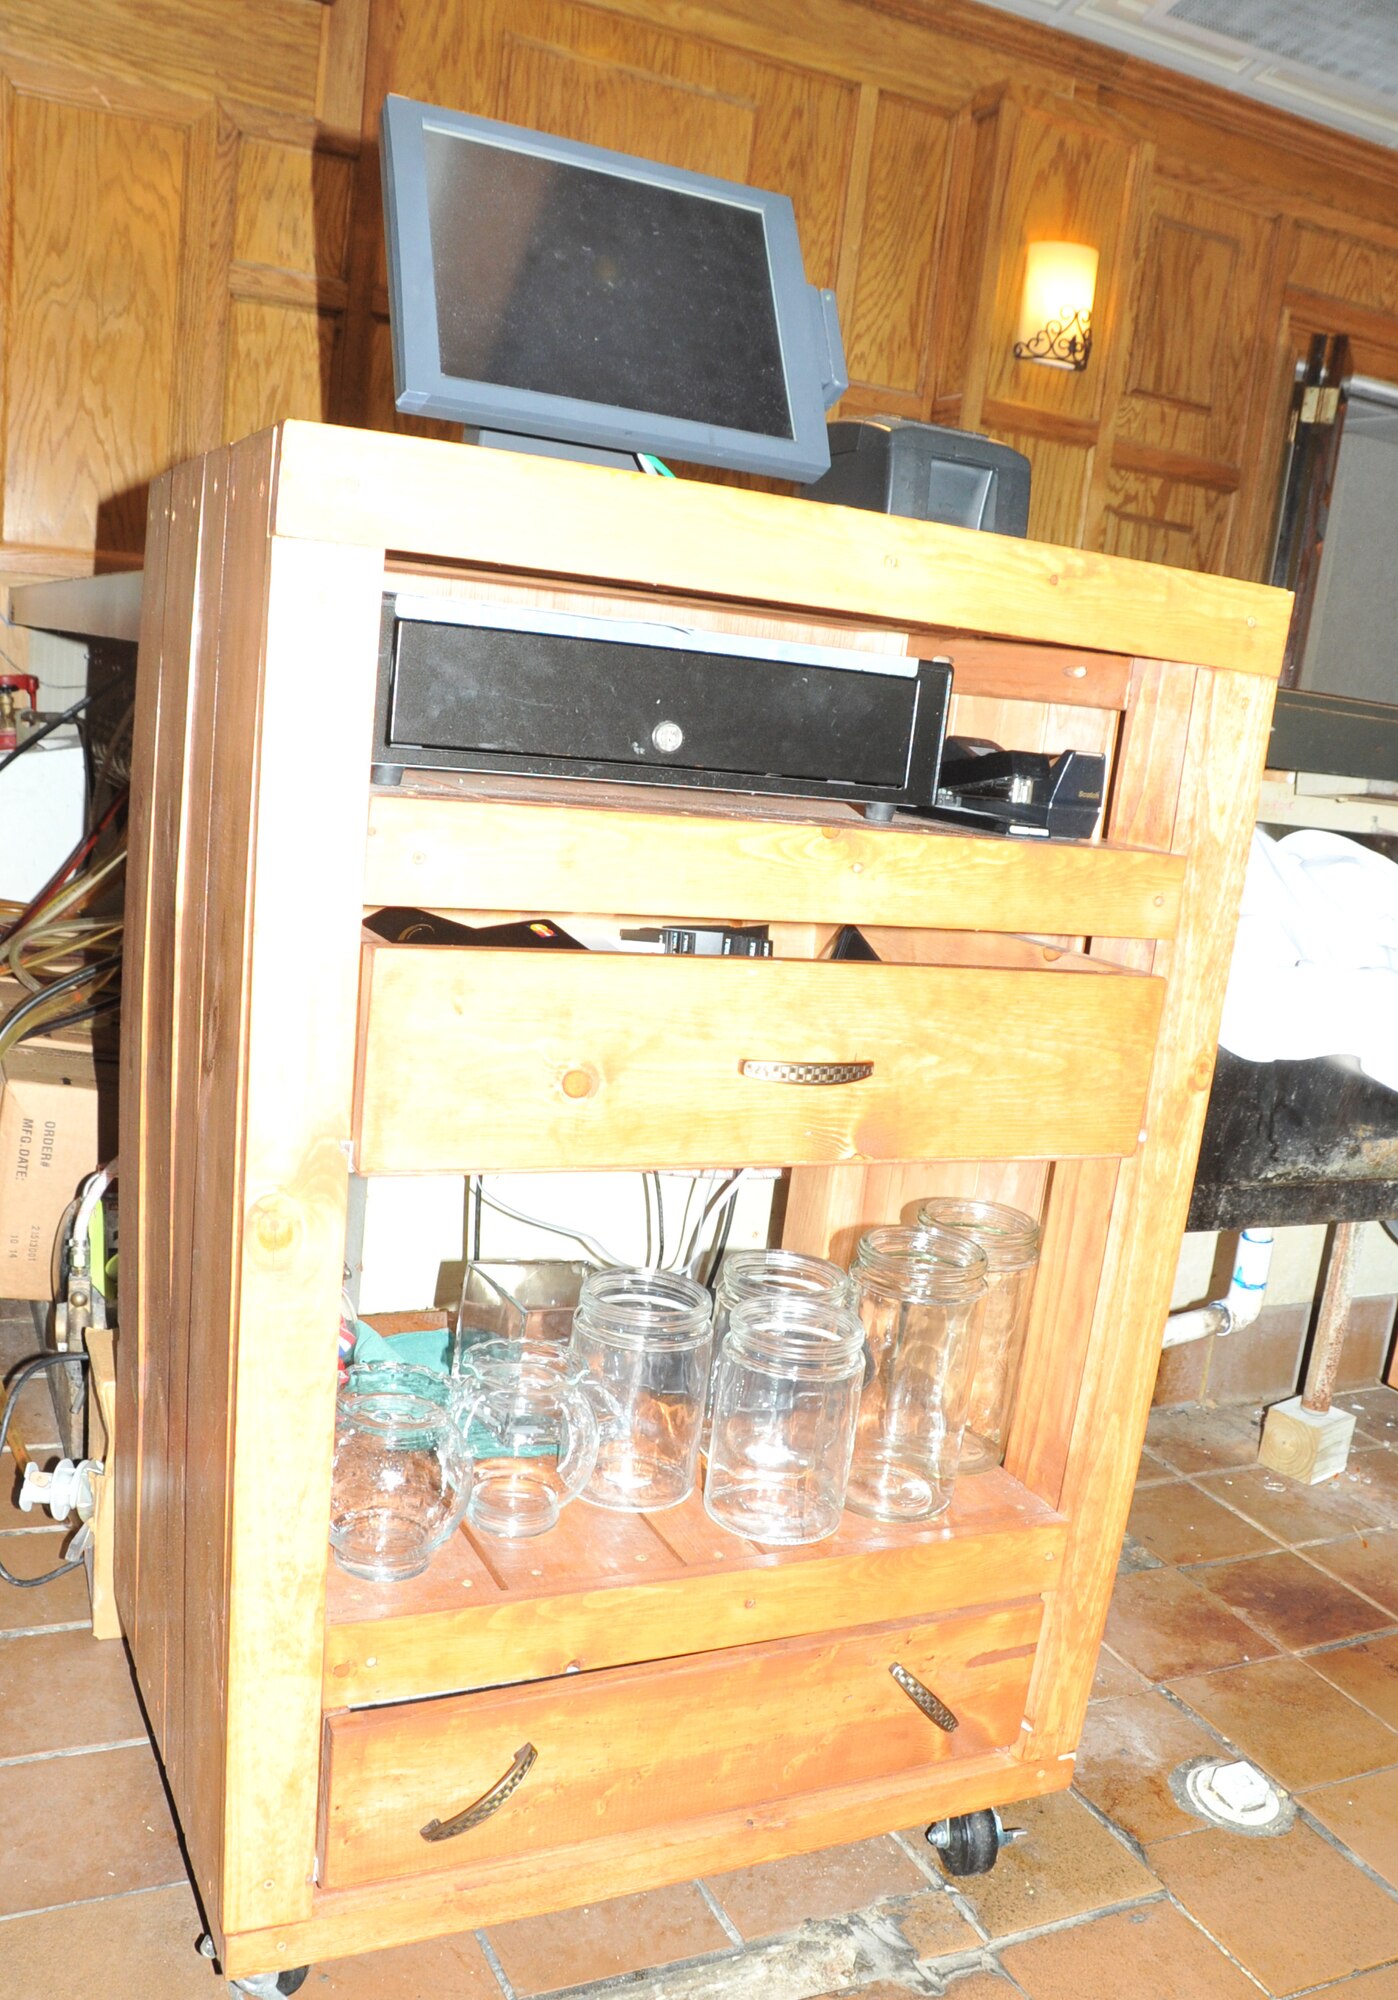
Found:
<box><xmin>323</xmin><ymin>1465</ymin><xmax>1066</xmax><ymax>1707</ymax></box>
<box><xmin>365</xmin><ymin>775</ymin><xmax>1186</xmax><ymax>941</ymax></box>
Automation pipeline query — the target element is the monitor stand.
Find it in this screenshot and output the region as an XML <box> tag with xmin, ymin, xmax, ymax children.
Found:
<box><xmin>463</xmin><ymin>426</ymin><xmax>643</xmax><ymax>473</ymax></box>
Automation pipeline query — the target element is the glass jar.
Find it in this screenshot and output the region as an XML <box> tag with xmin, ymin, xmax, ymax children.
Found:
<box><xmin>704</xmin><ymin>1295</ymin><xmax>865</xmax><ymax>1545</ymax></box>
<box><xmin>453</xmin><ymin>1341</ymin><xmax>607</xmax><ymax>1539</ymax></box>
<box><xmin>915</xmin><ymin>1198</ymin><xmax>1041</xmax><ymax>1472</ymax></box>
<box><xmin>569</xmin><ymin>1268</ymin><xmax>713</xmax><ymax>1511</ymax></box>
<box><xmin>846</xmin><ymin>1224</ymin><xmax>988</xmax><ymax>1523</ymax></box>
<box><xmin>330</xmin><ymin>1363</ymin><xmax>472</xmax><ymax>1582</ymax></box>
<box><xmin>709</xmin><ymin>1249</ymin><xmax>857</xmax><ymax>1412</ymax></box>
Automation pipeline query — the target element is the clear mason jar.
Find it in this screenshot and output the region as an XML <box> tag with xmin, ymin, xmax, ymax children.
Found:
<box><xmin>569</xmin><ymin>1268</ymin><xmax>713</xmax><ymax>1511</ymax></box>
<box><xmin>704</xmin><ymin>1295</ymin><xmax>865</xmax><ymax>1545</ymax></box>
<box><xmin>846</xmin><ymin>1224</ymin><xmax>988</xmax><ymax>1523</ymax></box>
<box><xmin>915</xmin><ymin>1197</ymin><xmax>1041</xmax><ymax>1473</ymax></box>
<box><xmin>330</xmin><ymin>1363</ymin><xmax>472</xmax><ymax>1582</ymax></box>
<box><xmin>709</xmin><ymin>1249</ymin><xmax>857</xmax><ymax>1413</ymax></box>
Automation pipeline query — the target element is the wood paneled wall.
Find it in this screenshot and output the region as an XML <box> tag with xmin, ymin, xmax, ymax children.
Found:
<box><xmin>6</xmin><ymin>0</ymin><xmax>1398</xmax><ymax>585</ymax></box>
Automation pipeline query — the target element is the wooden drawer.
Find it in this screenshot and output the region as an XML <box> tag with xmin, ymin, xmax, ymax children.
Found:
<box><xmin>353</xmin><ymin>942</ymin><xmax>1163</xmax><ymax>1171</ymax></box>
<box><xmin>319</xmin><ymin>1601</ymin><xmax>1041</xmax><ymax>1890</ymax></box>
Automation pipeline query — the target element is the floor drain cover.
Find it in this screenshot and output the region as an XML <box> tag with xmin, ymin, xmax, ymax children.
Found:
<box><xmin>1170</xmin><ymin>1755</ymin><xmax>1294</xmax><ymax>1836</ymax></box>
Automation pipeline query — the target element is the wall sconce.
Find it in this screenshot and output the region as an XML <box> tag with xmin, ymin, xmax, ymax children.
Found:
<box><xmin>1014</xmin><ymin>242</ymin><xmax>1098</xmax><ymax>371</ymax></box>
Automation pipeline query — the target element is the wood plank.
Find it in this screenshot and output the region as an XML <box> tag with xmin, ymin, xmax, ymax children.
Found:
<box><xmin>324</xmin><ymin>1476</ymin><xmax>1065</xmax><ymax>1705</ymax></box>
<box><xmin>353</xmin><ymin>947</ymin><xmax>1165</xmax><ymax>1173</ymax></box>
<box><xmin>218</xmin><ymin>520</ymin><xmax>386</xmax><ymax>1937</ymax></box>
<box><xmin>365</xmin><ymin>790</ymin><xmax>1186</xmax><ymax>940</ymax></box>
<box><xmin>1022</xmin><ymin>667</ymin><xmax>1278</xmax><ymax>1764</ymax></box>
<box><xmin>112</xmin><ymin>467</ymin><xmax>172</xmax><ymax>1653</ymax></box>
<box><xmin>271</xmin><ymin>422</ymin><xmax>1290</xmax><ymax>676</ymax></box>
<box><xmin>224</xmin><ymin>1748</ymin><xmax>1069</xmax><ymax>1980</ymax></box>
<box><xmin>123</xmin><ymin>457</ymin><xmax>205</xmax><ymax>1756</ymax></box>
<box><xmin>174</xmin><ymin>440</ymin><xmax>248</xmax><ymax>1932</ymax></box>
<box><xmin>1005</xmin><ymin>657</ymin><xmax>1197</xmax><ymax>1508</ymax></box>
<box><xmin>84</xmin><ymin>1325</ymin><xmax>120</xmax><ymax>1642</ymax></box>
<box><xmin>320</xmin><ymin>1602</ymin><xmax>1042</xmax><ymax>1888</ymax></box>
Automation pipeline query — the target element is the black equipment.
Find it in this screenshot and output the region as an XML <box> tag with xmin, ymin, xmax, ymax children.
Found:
<box><xmin>909</xmin><ymin>739</ymin><xmax>1107</xmax><ymax>841</ymax></box>
<box><xmin>373</xmin><ymin>595</ymin><xmax>951</xmax><ymax>821</ymax></box>
<box><xmin>807</xmin><ymin>420</ymin><xmax>1031</xmax><ymax>536</ymax></box>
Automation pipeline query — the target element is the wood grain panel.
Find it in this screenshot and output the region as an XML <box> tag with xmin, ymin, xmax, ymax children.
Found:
<box><xmin>1118</xmin><ymin>184</ymin><xmax>1278</xmax><ymax>467</ymax></box>
<box><xmin>844</xmin><ymin>93</ymin><xmax>953</xmax><ymax>397</ymax></box>
<box><xmin>498</xmin><ymin>32</ymin><xmax>758</xmax><ymax>179</ymax></box>
<box><xmin>353</xmin><ymin>945</ymin><xmax>1164</xmax><ymax>1172</ymax></box>
<box><xmin>980</xmin><ymin>104</ymin><xmax>1139</xmax><ymax>427</ymax></box>
<box><xmin>272</xmin><ymin>424</ymin><xmax>1290</xmax><ymax>673</ymax></box>
<box><xmin>1290</xmin><ymin>220</ymin><xmax>1398</xmax><ymax>317</ymax></box>
<box><xmin>320</xmin><ymin>1603</ymin><xmax>1041</xmax><ymax>1889</ymax></box>
<box><xmin>364</xmin><ymin>788</ymin><xmax>1185</xmax><ymax>938</ymax></box>
<box><xmin>988</xmin><ymin>427</ymin><xmax>1093</xmax><ymax>547</ymax></box>
<box><xmin>223</xmin><ymin>300</ymin><xmax>338</xmax><ymax>440</ymax></box>
<box><xmin>0</xmin><ymin>0</ymin><xmax>322</xmax><ymax>114</ymax></box>
<box><xmin>325</xmin><ymin>1471</ymin><xmax>1064</xmax><ymax>1704</ymax></box>
<box><xmin>1099</xmin><ymin>467</ymin><xmax>1233</xmax><ymax>575</ymax></box>
<box><xmin>4</xmin><ymin>93</ymin><xmax>185</xmax><ymax>552</ymax></box>
<box><xmin>234</xmin><ymin>139</ymin><xmax>352</xmax><ymax>279</ymax></box>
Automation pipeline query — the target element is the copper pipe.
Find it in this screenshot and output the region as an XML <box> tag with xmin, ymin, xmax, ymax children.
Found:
<box><xmin>1301</xmin><ymin>1221</ymin><xmax>1363</xmax><ymax>1415</ymax></box>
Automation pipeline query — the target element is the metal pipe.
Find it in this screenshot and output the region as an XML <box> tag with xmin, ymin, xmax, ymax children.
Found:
<box><xmin>1162</xmin><ymin>1230</ymin><xmax>1274</xmax><ymax>1350</ymax></box>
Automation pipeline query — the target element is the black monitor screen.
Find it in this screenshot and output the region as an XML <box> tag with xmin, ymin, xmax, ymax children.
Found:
<box><xmin>423</xmin><ymin>131</ymin><xmax>794</xmax><ymax>440</ymax></box>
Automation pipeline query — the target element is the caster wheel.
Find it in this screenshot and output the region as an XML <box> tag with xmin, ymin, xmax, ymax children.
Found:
<box><xmin>226</xmin><ymin>1970</ymin><xmax>309</xmax><ymax>1996</ymax></box>
<box><xmin>926</xmin><ymin>1806</ymin><xmax>1023</xmax><ymax>1877</ymax></box>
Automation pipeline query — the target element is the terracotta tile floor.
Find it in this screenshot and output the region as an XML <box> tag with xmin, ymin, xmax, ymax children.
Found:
<box><xmin>1</xmin><ymin>1346</ymin><xmax>1396</xmax><ymax>1998</ymax></box>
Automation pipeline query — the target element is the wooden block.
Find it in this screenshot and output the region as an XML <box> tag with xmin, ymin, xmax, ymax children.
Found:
<box><xmin>84</xmin><ymin>1326</ymin><xmax>121</xmax><ymax>1643</ymax></box>
<box><xmin>1258</xmin><ymin>1395</ymin><xmax>1357</xmax><ymax>1485</ymax></box>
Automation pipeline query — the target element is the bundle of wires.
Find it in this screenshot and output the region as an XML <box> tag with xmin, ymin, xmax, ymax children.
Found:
<box><xmin>0</xmin><ymin>677</ymin><xmax>131</xmax><ymax>1060</ymax></box>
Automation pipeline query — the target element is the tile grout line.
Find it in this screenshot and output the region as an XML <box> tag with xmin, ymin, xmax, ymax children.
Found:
<box><xmin>1154</xmin><ymin>1887</ymin><xmax>1271</xmax><ymax>1996</ymax></box>
<box><xmin>692</xmin><ymin>1877</ymin><xmax>745</xmax><ymax>1946</ymax></box>
<box><xmin>474</xmin><ymin>1927</ymin><xmax>521</xmax><ymax>2000</ymax></box>
<box><xmin>887</xmin><ymin>1827</ymin><xmax>990</xmax><ymax>1942</ymax></box>
<box><xmin>0</xmin><ymin>1878</ymin><xmax>189</xmax><ymax>1924</ymax></box>
<box><xmin>0</xmin><ymin>1621</ymin><xmax>90</xmax><ymax>1641</ymax></box>
<box><xmin>958</xmin><ymin>1886</ymin><xmax>1169</xmax><ymax>1956</ymax></box>
<box><xmin>0</xmin><ymin>1737</ymin><xmax>151</xmax><ymax>1767</ymax></box>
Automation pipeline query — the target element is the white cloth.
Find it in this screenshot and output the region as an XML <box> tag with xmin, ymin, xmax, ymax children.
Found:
<box><xmin>1217</xmin><ymin>828</ymin><xmax>1398</xmax><ymax>1092</ymax></box>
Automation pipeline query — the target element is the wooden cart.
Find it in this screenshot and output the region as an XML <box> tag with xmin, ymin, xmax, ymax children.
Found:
<box><xmin>110</xmin><ymin>421</ymin><xmax>1286</xmax><ymax>1985</ymax></box>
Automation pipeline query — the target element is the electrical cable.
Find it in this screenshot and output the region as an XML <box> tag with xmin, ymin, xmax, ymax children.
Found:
<box><xmin>0</xmin><ymin>952</ymin><xmax>121</xmax><ymax>1062</ymax></box>
<box><xmin>650</xmin><ymin>1171</ymin><xmax>666</xmax><ymax>1271</ymax></box>
<box><xmin>678</xmin><ymin>1171</ymin><xmax>747</xmax><ymax>1273</ymax></box>
<box><xmin>701</xmin><ymin>1184</ymin><xmax>739</xmax><ymax>1290</ymax></box>
<box><xmin>0</xmin><ymin>1353</ymin><xmax>90</xmax><ymax>1588</ymax></box>
<box><xmin>14</xmin><ymin>992</ymin><xmax>120</xmax><ymax>1047</ymax></box>
<box><xmin>0</xmin><ymin>681</ymin><xmax>124</xmax><ymax>781</ymax></box>
<box><xmin>474</xmin><ymin>1181</ymin><xmax>632</xmax><ymax>1269</ymax></box>
<box><xmin>642</xmin><ymin>1170</ymin><xmax>654</xmax><ymax>1270</ymax></box>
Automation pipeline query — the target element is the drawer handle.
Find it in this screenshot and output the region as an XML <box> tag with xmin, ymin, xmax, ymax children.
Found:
<box><xmin>740</xmin><ymin>1060</ymin><xmax>874</xmax><ymax>1086</ymax></box>
<box><xmin>420</xmin><ymin>1741</ymin><xmax>537</xmax><ymax>1842</ymax></box>
<box><xmin>890</xmin><ymin>1662</ymin><xmax>959</xmax><ymax>1733</ymax></box>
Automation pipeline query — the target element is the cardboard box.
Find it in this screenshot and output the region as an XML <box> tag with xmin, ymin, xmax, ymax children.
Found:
<box><xmin>0</xmin><ymin>1041</ymin><xmax>116</xmax><ymax>1300</ymax></box>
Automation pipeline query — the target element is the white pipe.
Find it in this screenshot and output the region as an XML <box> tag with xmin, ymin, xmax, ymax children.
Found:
<box><xmin>1162</xmin><ymin>1229</ymin><xmax>1274</xmax><ymax>1349</ymax></box>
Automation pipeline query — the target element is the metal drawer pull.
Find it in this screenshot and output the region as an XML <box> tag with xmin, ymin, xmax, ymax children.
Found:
<box><xmin>739</xmin><ymin>1060</ymin><xmax>874</xmax><ymax>1086</ymax></box>
<box><xmin>890</xmin><ymin>1662</ymin><xmax>960</xmax><ymax>1733</ymax></box>
<box><xmin>420</xmin><ymin>1741</ymin><xmax>537</xmax><ymax>1841</ymax></box>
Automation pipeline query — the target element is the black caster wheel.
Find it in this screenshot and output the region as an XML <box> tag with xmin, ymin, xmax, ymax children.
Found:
<box><xmin>200</xmin><ymin>1931</ymin><xmax>311</xmax><ymax>1995</ymax></box>
<box><xmin>926</xmin><ymin>1806</ymin><xmax>1024</xmax><ymax>1877</ymax></box>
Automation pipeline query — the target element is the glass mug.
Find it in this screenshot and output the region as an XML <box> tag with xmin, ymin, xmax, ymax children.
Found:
<box><xmin>330</xmin><ymin>1362</ymin><xmax>472</xmax><ymax>1582</ymax></box>
<box><xmin>705</xmin><ymin>1294</ymin><xmax>865</xmax><ymax>1545</ymax></box>
<box><xmin>570</xmin><ymin>1269</ymin><xmax>713</xmax><ymax>1511</ymax></box>
<box><xmin>916</xmin><ymin>1197</ymin><xmax>1041</xmax><ymax>1472</ymax></box>
<box><xmin>453</xmin><ymin>1340</ymin><xmax>610</xmax><ymax>1539</ymax></box>
<box><xmin>846</xmin><ymin>1224</ymin><xmax>988</xmax><ymax>1523</ymax></box>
